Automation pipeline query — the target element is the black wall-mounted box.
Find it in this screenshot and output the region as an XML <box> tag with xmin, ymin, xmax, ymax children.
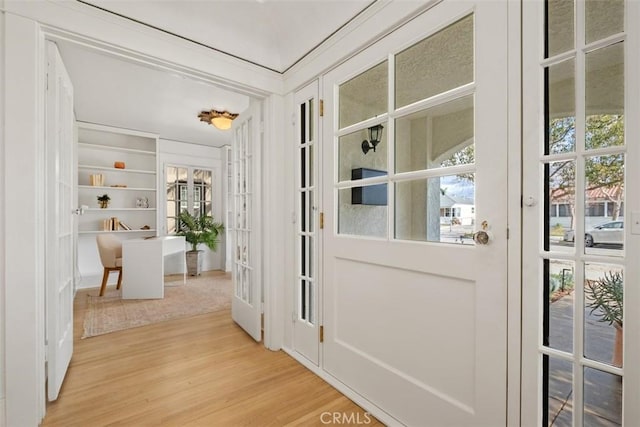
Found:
<box><xmin>351</xmin><ymin>168</ymin><xmax>387</xmax><ymax>206</ymax></box>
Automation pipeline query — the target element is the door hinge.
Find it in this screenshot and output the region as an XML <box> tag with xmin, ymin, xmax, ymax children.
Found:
<box><xmin>507</xmin><ymin>227</ymin><xmax>510</xmax><ymax>239</ymax></box>
<box><xmin>319</xmin><ymin>212</ymin><xmax>324</xmax><ymax>229</ymax></box>
<box><xmin>319</xmin><ymin>325</ymin><xmax>324</xmax><ymax>343</ymax></box>
<box><xmin>319</xmin><ymin>99</ymin><xmax>324</xmax><ymax>117</ymax></box>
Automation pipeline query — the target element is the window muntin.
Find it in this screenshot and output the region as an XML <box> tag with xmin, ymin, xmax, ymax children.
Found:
<box><xmin>336</xmin><ymin>14</ymin><xmax>475</xmax><ymax>245</ymax></box>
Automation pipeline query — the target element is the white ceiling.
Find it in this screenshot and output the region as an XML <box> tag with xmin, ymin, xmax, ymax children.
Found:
<box><xmin>83</xmin><ymin>0</ymin><xmax>373</xmax><ymax>73</ymax></box>
<box><xmin>58</xmin><ymin>1</ymin><xmax>372</xmax><ymax>147</ymax></box>
<box><xmin>57</xmin><ymin>41</ymin><xmax>251</xmax><ymax>146</ymax></box>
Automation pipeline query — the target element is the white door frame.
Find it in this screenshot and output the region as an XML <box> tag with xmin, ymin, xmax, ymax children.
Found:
<box><xmin>2</xmin><ymin>11</ymin><xmax>280</xmax><ymax>425</ymax></box>
<box><xmin>505</xmin><ymin>1</ymin><xmax>523</xmax><ymax>425</ymax></box>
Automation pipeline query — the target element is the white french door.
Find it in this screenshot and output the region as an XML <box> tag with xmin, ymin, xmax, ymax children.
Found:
<box><xmin>231</xmin><ymin>102</ymin><xmax>262</xmax><ymax>341</ymax></box>
<box><xmin>522</xmin><ymin>0</ymin><xmax>640</xmax><ymax>425</ymax></box>
<box><xmin>45</xmin><ymin>41</ymin><xmax>76</xmax><ymax>401</ymax></box>
<box><xmin>293</xmin><ymin>81</ymin><xmax>321</xmax><ymax>365</ymax></box>
<box><xmin>322</xmin><ymin>1</ymin><xmax>510</xmax><ymax>425</ymax></box>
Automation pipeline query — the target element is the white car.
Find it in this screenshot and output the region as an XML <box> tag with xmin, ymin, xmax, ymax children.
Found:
<box><xmin>563</xmin><ymin>221</ymin><xmax>624</xmax><ymax>247</ymax></box>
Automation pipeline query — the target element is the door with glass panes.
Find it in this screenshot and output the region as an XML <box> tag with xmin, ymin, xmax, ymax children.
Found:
<box><xmin>293</xmin><ymin>80</ymin><xmax>320</xmax><ymax>365</ymax></box>
<box><xmin>231</xmin><ymin>102</ymin><xmax>262</xmax><ymax>342</ymax></box>
<box><xmin>322</xmin><ymin>1</ymin><xmax>510</xmax><ymax>425</ymax></box>
<box><xmin>522</xmin><ymin>0</ymin><xmax>640</xmax><ymax>424</ymax></box>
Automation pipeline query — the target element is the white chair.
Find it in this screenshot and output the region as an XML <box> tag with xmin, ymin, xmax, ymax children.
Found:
<box><xmin>96</xmin><ymin>234</ymin><xmax>123</xmax><ymax>296</ymax></box>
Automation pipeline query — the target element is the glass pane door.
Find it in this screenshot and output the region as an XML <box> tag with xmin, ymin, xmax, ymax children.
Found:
<box><xmin>298</xmin><ymin>96</ymin><xmax>316</xmax><ymax>325</ymax></box>
<box><xmin>234</xmin><ymin>118</ymin><xmax>253</xmax><ymax>304</ymax></box>
<box><xmin>539</xmin><ymin>1</ymin><xmax>625</xmax><ymax>425</ymax></box>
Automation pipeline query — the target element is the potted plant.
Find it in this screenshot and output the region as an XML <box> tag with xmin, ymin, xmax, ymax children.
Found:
<box><xmin>176</xmin><ymin>210</ymin><xmax>225</xmax><ymax>276</ymax></box>
<box><xmin>97</xmin><ymin>194</ymin><xmax>111</xmax><ymax>209</ymax></box>
<box><xmin>585</xmin><ymin>271</ymin><xmax>623</xmax><ymax>367</ymax></box>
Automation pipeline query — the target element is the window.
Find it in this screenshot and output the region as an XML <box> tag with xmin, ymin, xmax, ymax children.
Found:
<box><xmin>558</xmin><ymin>203</ymin><xmax>572</xmax><ymax>217</ymax></box>
<box><xmin>336</xmin><ymin>15</ymin><xmax>476</xmax><ymax>245</ymax></box>
<box><xmin>586</xmin><ymin>202</ymin><xmax>605</xmax><ymax>217</ymax></box>
<box><xmin>166</xmin><ymin>165</ymin><xmax>214</xmax><ymax>234</ymax></box>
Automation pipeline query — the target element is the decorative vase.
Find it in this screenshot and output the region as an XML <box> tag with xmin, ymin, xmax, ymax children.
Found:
<box><xmin>186</xmin><ymin>250</ymin><xmax>203</xmax><ymax>276</ymax></box>
<box><xmin>99</xmin><ymin>200</ymin><xmax>109</xmax><ymax>209</ymax></box>
<box><xmin>612</xmin><ymin>323</ymin><xmax>623</xmax><ymax>368</ymax></box>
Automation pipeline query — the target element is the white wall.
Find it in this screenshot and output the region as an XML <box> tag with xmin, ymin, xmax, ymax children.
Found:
<box><xmin>3</xmin><ymin>13</ymin><xmax>47</xmax><ymax>426</ymax></box>
<box><xmin>0</xmin><ymin>3</ymin><xmax>6</xmax><ymax>424</ymax></box>
<box><xmin>158</xmin><ymin>139</ymin><xmax>226</xmax><ymax>274</ymax></box>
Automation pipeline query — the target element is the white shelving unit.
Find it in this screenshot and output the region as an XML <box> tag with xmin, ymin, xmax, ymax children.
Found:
<box><xmin>77</xmin><ymin>122</ymin><xmax>160</xmax><ymax>288</ymax></box>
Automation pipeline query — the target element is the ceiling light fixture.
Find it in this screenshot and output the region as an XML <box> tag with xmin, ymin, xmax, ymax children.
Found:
<box><xmin>198</xmin><ymin>109</ymin><xmax>239</xmax><ymax>131</ymax></box>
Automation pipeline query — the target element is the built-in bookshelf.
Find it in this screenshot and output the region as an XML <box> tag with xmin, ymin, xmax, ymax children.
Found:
<box><xmin>77</xmin><ymin>122</ymin><xmax>159</xmax><ymax>234</ymax></box>
<box><xmin>77</xmin><ymin>122</ymin><xmax>160</xmax><ymax>287</ymax></box>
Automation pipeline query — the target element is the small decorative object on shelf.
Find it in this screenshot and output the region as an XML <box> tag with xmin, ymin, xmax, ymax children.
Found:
<box><xmin>110</xmin><ymin>184</ymin><xmax>128</xmax><ymax>188</ymax></box>
<box><xmin>141</xmin><ymin>225</ymin><xmax>151</xmax><ymax>230</ymax></box>
<box><xmin>114</xmin><ymin>161</ymin><xmax>126</xmax><ymax>169</ymax></box>
<box><xmin>97</xmin><ymin>194</ymin><xmax>111</xmax><ymax>209</ymax></box>
<box><xmin>136</xmin><ymin>197</ymin><xmax>149</xmax><ymax>208</ymax></box>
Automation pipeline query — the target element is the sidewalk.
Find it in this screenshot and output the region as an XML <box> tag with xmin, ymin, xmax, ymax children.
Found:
<box><xmin>548</xmin><ymin>292</ymin><xmax>622</xmax><ymax>426</ymax></box>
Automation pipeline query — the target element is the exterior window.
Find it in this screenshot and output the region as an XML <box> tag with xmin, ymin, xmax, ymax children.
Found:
<box><xmin>586</xmin><ymin>202</ymin><xmax>605</xmax><ymax>217</ymax></box>
<box><xmin>558</xmin><ymin>204</ymin><xmax>571</xmax><ymax>217</ymax></box>
<box><xmin>166</xmin><ymin>165</ymin><xmax>214</xmax><ymax>234</ymax></box>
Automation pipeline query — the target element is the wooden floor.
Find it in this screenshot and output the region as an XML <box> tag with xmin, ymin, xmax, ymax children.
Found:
<box><xmin>42</xmin><ymin>282</ymin><xmax>381</xmax><ymax>426</ymax></box>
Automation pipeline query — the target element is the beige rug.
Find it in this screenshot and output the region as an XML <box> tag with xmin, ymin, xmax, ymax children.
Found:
<box><xmin>82</xmin><ymin>273</ymin><xmax>232</xmax><ymax>338</ymax></box>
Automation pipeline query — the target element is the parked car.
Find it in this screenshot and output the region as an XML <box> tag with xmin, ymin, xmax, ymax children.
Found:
<box><xmin>563</xmin><ymin>221</ymin><xmax>624</xmax><ymax>247</ymax></box>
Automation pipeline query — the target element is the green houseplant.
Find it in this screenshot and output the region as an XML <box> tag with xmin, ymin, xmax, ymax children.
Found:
<box><xmin>97</xmin><ymin>194</ymin><xmax>110</xmax><ymax>209</ymax></box>
<box><xmin>585</xmin><ymin>271</ymin><xmax>623</xmax><ymax>367</ymax></box>
<box><xmin>176</xmin><ymin>210</ymin><xmax>225</xmax><ymax>276</ymax></box>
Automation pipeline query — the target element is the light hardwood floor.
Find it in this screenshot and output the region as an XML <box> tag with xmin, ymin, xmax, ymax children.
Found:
<box><xmin>42</xmin><ymin>277</ymin><xmax>382</xmax><ymax>426</ymax></box>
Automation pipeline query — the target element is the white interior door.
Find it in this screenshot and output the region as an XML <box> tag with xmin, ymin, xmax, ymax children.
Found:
<box><xmin>322</xmin><ymin>1</ymin><xmax>510</xmax><ymax>425</ymax></box>
<box><xmin>231</xmin><ymin>102</ymin><xmax>262</xmax><ymax>341</ymax></box>
<box><xmin>292</xmin><ymin>81</ymin><xmax>320</xmax><ymax>365</ymax></box>
<box><xmin>46</xmin><ymin>41</ymin><xmax>76</xmax><ymax>401</ymax></box>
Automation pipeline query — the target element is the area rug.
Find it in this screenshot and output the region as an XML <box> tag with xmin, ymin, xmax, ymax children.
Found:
<box><xmin>82</xmin><ymin>273</ymin><xmax>232</xmax><ymax>338</ymax></box>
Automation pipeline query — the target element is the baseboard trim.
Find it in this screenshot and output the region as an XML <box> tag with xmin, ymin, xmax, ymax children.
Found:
<box><xmin>281</xmin><ymin>347</ymin><xmax>401</xmax><ymax>427</ymax></box>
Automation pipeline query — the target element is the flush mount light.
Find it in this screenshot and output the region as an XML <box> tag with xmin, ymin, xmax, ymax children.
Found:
<box><xmin>361</xmin><ymin>124</ymin><xmax>384</xmax><ymax>154</ymax></box>
<box><xmin>198</xmin><ymin>109</ymin><xmax>239</xmax><ymax>130</ymax></box>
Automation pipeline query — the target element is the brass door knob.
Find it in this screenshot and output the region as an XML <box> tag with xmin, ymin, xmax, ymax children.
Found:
<box><xmin>473</xmin><ymin>230</ymin><xmax>490</xmax><ymax>245</ymax></box>
<box><xmin>474</xmin><ymin>221</ymin><xmax>490</xmax><ymax>245</ymax></box>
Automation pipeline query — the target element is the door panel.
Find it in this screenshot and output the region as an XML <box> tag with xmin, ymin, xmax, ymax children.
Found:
<box><xmin>521</xmin><ymin>0</ymin><xmax>637</xmax><ymax>424</ymax></box>
<box><xmin>231</xmin><ymin>102</ymin><xmax>262</xmax><ymax>341</ymax></box>
<box><xmin>46</xmin><ymin>41</ymin><xmax>76</xmax><ymax>401</ymax></box>
<box><xmin>322</xmin><ymin>1</ymin><xmax>509</xmax><ymax>425</ymax></box>
<box><xmin>293</xmin><ymin>81</ymin><xmax>320</xmax><ymax>365</ymax></box>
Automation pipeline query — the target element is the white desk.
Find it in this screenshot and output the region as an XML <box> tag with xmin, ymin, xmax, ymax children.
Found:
<box><xmin>122</xmin><ymin>236</ymin><xmax>186</xmax><ymax>299</ymax></box>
